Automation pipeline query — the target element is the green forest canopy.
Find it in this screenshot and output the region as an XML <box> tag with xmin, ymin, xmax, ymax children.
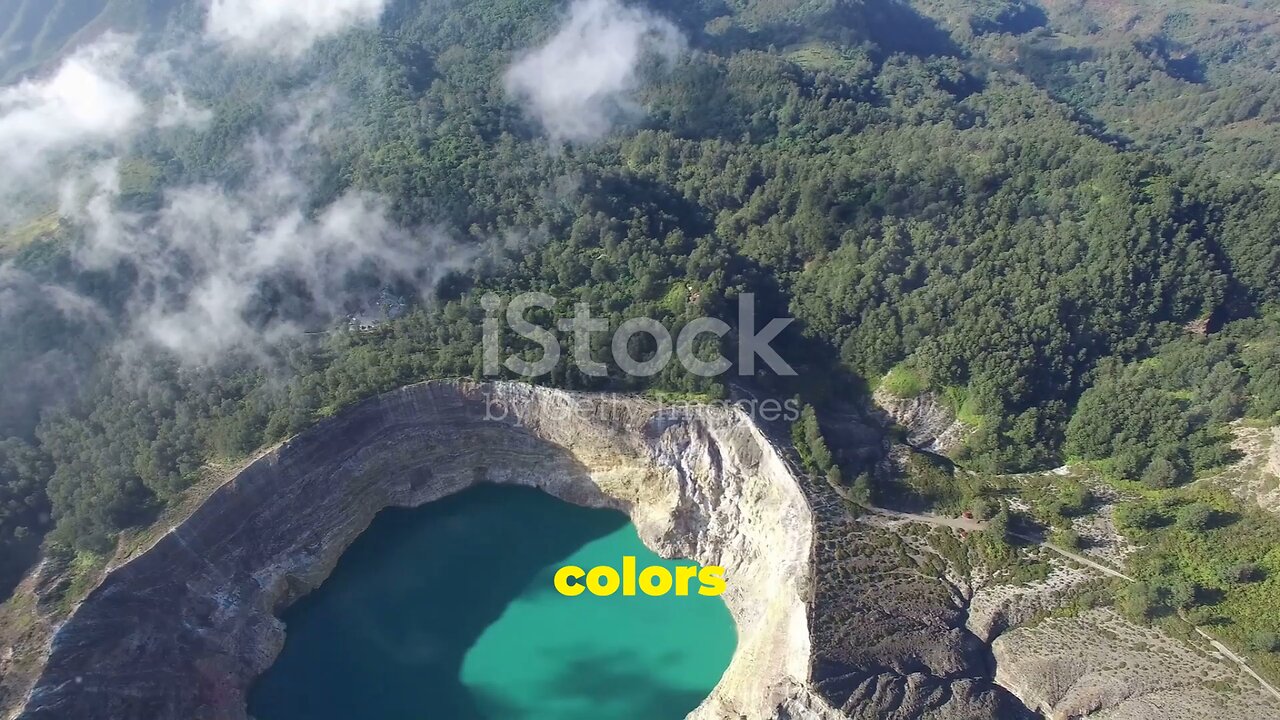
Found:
<box><xmin>1</xmin><ymin>0</ymin><xmax>1280</xmax><ymax>602</ymax></box>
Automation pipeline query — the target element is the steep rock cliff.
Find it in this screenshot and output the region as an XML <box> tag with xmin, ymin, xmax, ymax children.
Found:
<box><xmin>11</xmin><ymin>382</ymin><xmax>1023</xmax><ymax>720</ymax></box>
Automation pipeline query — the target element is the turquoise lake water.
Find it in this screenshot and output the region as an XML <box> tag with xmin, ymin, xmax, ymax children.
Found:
<box><xmin>247</xmin><ymin>484</ymin><xmax>737</xmax><ymax>720</ymax></box>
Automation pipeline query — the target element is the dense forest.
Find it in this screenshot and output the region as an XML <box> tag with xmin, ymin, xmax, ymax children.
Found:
<box><xmin>2</xmin><ymin>0</ymin><xmax>1280</xmax><ymax>611</ymax></box>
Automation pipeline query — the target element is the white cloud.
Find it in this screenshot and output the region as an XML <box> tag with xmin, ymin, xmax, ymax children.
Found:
<box><xmin>66</xmin><ymin>94</ymin><xmax>464</xmax><ymax>366</ymax></box>
<box><xmin>0</xmin><ymin>36</ymin><xmax>215</xmax><ymax>213</ymax></box>
<box><xmin>0</xmin><ymin>264</ymin><xmax>107</xmax><ymax>431</ymax></box>
<box><xmin>157</xmin><ymin>90</ymin><xmax>214</xmax><ymax>130</ymax></box>
<box><xmin>136</xmin><ymin>191</ymin><xmax>435</xmax><ymax>361</ymax></box>
<box><xmin>505</xmin><ymin>0</ymin><xmax>684</xmax><ymax>143</ymax></box>
<box><xmin>206</xmin><ymin>0</ymin><xmax>390</xmax><ymax>57</ymax></box>
<box><xmin>0</xmin><ymin>36</ymin><xmax>143</xmax><ymax>187</ymax></box>
<box><xmin>0</xmin><ymin>29</ymin><xmax>458</xmax><ymax>367</ymax></box>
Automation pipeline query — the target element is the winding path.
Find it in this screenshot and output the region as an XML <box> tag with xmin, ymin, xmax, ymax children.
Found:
<box><xmin>863</xmin><ymin>505</ymin><xmax>1280</xmax><ymax>703</ymax></box>
<box><xmin>1017</xmin><ymin>536</ymin><xmax>1134</xmax><ymax>582</ymax></box>
<box><xmin>867</xmin><ymin>506</ymin><xmax>988</xmax><ymax>532</ymax></box>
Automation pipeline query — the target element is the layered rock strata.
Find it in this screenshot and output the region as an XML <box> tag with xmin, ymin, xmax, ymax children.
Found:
<box><xmin>13</xmin><ymin>382</ymin><xmax>1025</xmax><ymax>719</ymax></box>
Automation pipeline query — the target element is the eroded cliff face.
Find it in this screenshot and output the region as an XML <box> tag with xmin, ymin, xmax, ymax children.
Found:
<box><xmin>10</xmin><ymin>382</ymin><xmax>1025</xmax><ymax>720</ymax></box>
<box><xmin>870</xmin><ymin>390</ymin><xmax>972</xmax><ymax>457</ymax></box>
<box><xmin>12</xmin><ymin>383</ymin><xmax>822</xmax><ymax>720</ymax></box>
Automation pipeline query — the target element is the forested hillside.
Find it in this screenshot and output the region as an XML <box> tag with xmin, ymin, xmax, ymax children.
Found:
<box><xmin>914</xmin><ymin>0</ymin><xmax>1280</xmax><ymax>176</ymax></box>
<box><xmin>1</xmin><ymin>0</ymin><xmax>1279</xmax><ymax>616</ymax></box>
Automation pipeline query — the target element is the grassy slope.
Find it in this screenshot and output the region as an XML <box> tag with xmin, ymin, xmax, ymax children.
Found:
<box><xmin>0</xmin><ymin>0</ymin><xmax>188</xmax><ymax>82</ymax></box>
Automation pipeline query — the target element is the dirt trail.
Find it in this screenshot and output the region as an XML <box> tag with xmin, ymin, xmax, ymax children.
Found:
<box><xmin>869</xmin><ymin>506</ymin><xmax>1133</xmax><ymax>580</ymax></box>
<box><xmin>1021</xmin><ymin>537</ymin><xmax>1134</xmax><ymax>582</ymax></box>
<box><xmin>1192</xmin><ymin>625</ymin><xmax>1280</xmax><ymax>703</ymax></box>
<box><xmin>867</xmin><ymin>506</ymin><xmax>988</xmax><ymax>532</ymax></box>
<box><xmin>866</xmin><ymin>505</ymin><xmax>1280</xmax><ymax>701</ymax></box>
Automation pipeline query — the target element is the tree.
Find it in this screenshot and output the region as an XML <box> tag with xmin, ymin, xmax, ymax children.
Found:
<box><xmin>0</xmin><ymin>438</ymin><xmax>52</xmax><ymax>596</ymax></box>
<box><xmin>969</xmin><ymin>496</ymin><xmax>1000</xmax><ymax>521</ymax></box>
<box><xmin>1052</xmin><ymin>528</ymin><xmax>1083</xmax><ymax>550</ymax></box>
<box><xmin>1120</xmin><ymin>582</ymin><xmax>1160</xmax><ymax>622</ymax></box>
<box><xmin>986</xmin><ymin>508</ymin><xmax>1012</xmax><ymax>544</ymax></box>
<box><xmin>848</xmin><ymin>472</ymin><xmax>874</xmax><ymax>505</ymax></box>
<box><xmin>792</xmin><ymin>405</ymin><xmax>834</xmax><ymax>474</ymax></box>
<box><xmin>1163</xmin><ymin>579</ymin><xmax>1198</xmax><ymax>611</ymax></box>
<box><xmin>1224</xmin><ymin>562</ymin><xmax>1264</xmax><ymax>584</ymax></box>
<box><xmin>1142</xmin><ymin>448</ymin><xmax>1191</xmax><ymax>489</ymax></box>
<box><xmin>6</xmin><ymin>0</ymin><xmax>1280</xmax><ymax>606</ymax></box>
<box><xmin>1176</xmin><ymin>503</ymin><xmax>1215</xmax><ymax>533</ymax></box>
<box><xmin>1052</xmin><ymin>482</ymin><xmax>1093</xmax><ymax>518</ymax></box>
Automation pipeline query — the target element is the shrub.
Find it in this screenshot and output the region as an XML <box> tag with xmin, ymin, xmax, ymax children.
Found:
<box><xmin>880</xmin><ymin>364</ymin><xmax>927</xmax><ymax>399</ymax></box>
<box><xmin>1249</xmin><ymin>631</ymin><xmax>1280</xmax><ymax>653</ymax></box>
<box><xmin>1224</xmin><ymin>562</ymin><xmax>1265</xmax><ymax>584</ymax></box>
<box><xmin>1116</xmin><ymin>502</ymin><xmax>1171</xmax><ymax>532</ymax></box>
<box><xmin>1052</xmin><ymin>528</ymin><xmax>1083</xmax><ymax>550</ymax></box>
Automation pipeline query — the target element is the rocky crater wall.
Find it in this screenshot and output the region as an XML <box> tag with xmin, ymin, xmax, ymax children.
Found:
<box><xmin>12</xmin><ymin>381</ymin><xmax>1046</xmax><ymax>720</ymax></box>
<box><xmin>12</xmin><ymin>382</ymin><xmax>822</xmax><ymax>720</ymax></box>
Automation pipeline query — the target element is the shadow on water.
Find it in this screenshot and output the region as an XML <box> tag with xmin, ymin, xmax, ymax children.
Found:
<box><xmin>247</xmin><ymin>484</ymin><xmax>629</xmax><ymax>720</ymax></box>
<box><xmin>471</xmin><ymin>650</ymin><xmax>710</xmax><ymax>720</ymax></box>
